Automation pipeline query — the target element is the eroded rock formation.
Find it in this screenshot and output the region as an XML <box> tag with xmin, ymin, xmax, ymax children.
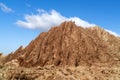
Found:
<box><xmin>5</xmin><ymin>21</ymin><xmax>120</xmax><ymax>67</ymax></box>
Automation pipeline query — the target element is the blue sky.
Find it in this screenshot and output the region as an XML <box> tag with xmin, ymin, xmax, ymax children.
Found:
<box><xmin>0</xmin><ymin>0</ymin><xmax>120</xmax><ymax>54</ymax></box>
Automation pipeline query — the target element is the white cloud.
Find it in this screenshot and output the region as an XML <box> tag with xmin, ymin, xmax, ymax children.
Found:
<box><xmin>16</xmin><ymin>9</ymin><xmax>95</xmax><ymax>29</ymax></box>
<box><xmin>105</xmin><ymin>29</ymin><xmax>120</xmax><ymax>37</ymax></box>
<box><xmin>16</xmin><ymin>9</ymin><xmax>119</xmax><ymax>37</ymax></box>
<box><xmin>0</xmin><ymin>3</ymin><xmax>13</xmax><ymax>13</ymax></box>
<box><xmin>67</xmin><ymin>17</ymin><xmax>96</xmax><ymax>28</ymax></box>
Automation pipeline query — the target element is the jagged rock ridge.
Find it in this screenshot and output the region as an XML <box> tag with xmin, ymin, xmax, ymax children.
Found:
<box><xmin>5</xmin><ymin>21</ymin><xmax>120</xmax><ymax>67</ymax></box>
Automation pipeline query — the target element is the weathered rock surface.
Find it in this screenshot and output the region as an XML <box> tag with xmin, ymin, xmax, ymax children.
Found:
<box><xmin>5</xmin><ymin>21</ymin><xmax>120</xmax><ymax>67</ymax></box>
<box><xmin>1</xmin><ymin>21</ymin><xmax>120</xmax><ymax>80</ymax></box>
<box><xmin>0</xmin><ymin>53</ymin><xmax>6</xmax><ymax>68</ymax></box>
<box><xmin>1</xmin><ymin>65</ymin><xmax>120</xmax><ymax>80</ymax></box>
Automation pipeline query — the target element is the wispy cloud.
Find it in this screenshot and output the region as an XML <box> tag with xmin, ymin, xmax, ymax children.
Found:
<box><xmin>106</xmin><ymin>29</ymin><xmax>120</xmax><ymax>37</ymax></box>
<box><xmin>16</xmin><ymin>9</ymin><xmax>95</xmax><ymax>29</ymax></box>
<box><xmin>0</xmin><ymin>3</ymin><xmax>13</xmax><ymax>13</ymax></box>
<box><xmin>26</xmin><ymin>3</ymin><xmax>31</xmax><ymax>7</ymax></box>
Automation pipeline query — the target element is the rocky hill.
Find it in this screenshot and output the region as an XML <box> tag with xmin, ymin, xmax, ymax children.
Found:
<box><xmin>1</xmin><ymin>21</ymin><xmax>120</xmax><ymax>80</ymax></box>
<box><xmin>5</xmin><ymin>21</ymin><xmax>120</xmax><ymax>67</ymax></box>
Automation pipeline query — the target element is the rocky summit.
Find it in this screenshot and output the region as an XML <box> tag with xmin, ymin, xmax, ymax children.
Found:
<box><xmin>1</xmin><ymin>21</ymin><xmax>120</xmax><ymax>80</ymax></box>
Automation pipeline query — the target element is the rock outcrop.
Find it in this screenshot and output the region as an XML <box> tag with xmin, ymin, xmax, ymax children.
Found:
<box><xmin>1</xmin><ymin>21</ymin><xmax>120</xmax><ymax>80</ymax></box>
<box><xmin>5</xmin><ymin>21</ymin><xmax>120</xmax><ymax>67</ymax></box>
<box><xmin>0</xmin><ymin>53</ymin><xmax>6</xmax><ymax>68</ymax></box>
